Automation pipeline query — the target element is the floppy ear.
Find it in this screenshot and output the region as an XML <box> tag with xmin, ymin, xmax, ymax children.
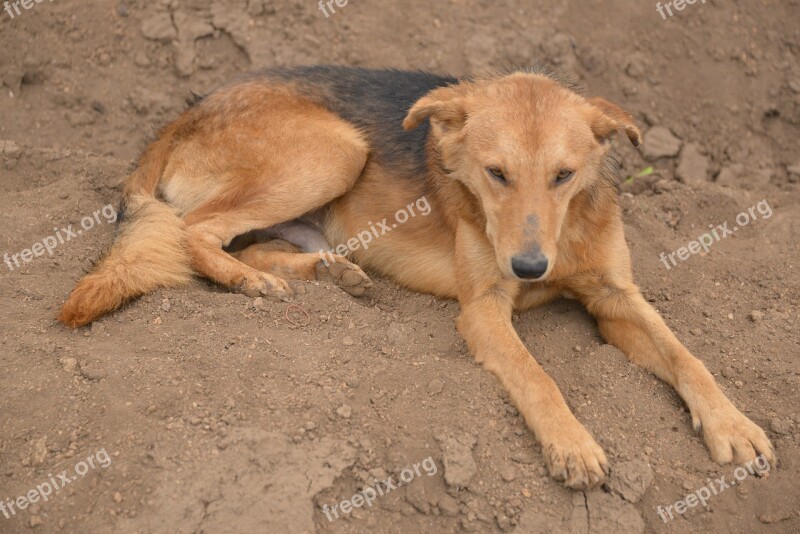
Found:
<box><xmin>403</xmin><ymin>86</ymin><xmax>467</xmax><ymax>136</ymax></box>
<box><xmin>587</xmin><ymin>97</ymin><xmax>641</xmax><ymax>147</ymax></box>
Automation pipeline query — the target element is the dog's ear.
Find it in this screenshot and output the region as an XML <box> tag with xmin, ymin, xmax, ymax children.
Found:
<box><xmin>403</xmin><ymin>86</ymin><xmax>467</xmax><ymax>136</ymax></box>
<box><xmin>587</xmin><ymin>97</ymin><xmax>641</xmax><ymax>147</ymax></box>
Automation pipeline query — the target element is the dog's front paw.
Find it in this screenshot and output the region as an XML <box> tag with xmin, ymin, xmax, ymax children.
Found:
<box><xmin>694</xmin><ymin>401</ymin><xmax>775</xmax><ymax>469</ymax></box>
<box><xmin>541</xmin><ymin>420</ymin><xmax>608</xmax><ymax>490</ymax></box>
<box><xmin>240</xmin><ymin>272</ymin><xmax>293</xmax><ymax>301</ymax></box>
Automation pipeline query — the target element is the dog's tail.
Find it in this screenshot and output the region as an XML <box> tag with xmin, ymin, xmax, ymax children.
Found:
<box><xmin>58</xmin><ymin>133</ymin><xmax>193</xmax><ymax>328</ymax></box>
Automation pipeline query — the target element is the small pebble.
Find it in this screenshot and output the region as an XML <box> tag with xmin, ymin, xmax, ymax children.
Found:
<box><xmin>500</xmin><ymin>466</ymin><xmax>516</xmax><ymax>482</ymax></box>
<box><xmin>61</xmin><ymin>357</ymin><xmax>78</xmax><ymax>374</ymax></box>
<box><xmin>721</xmin><ymin>366</ymin><xmax>736</xmax><ymax>379</ymax></box>
<box><xmin>428</xmin><ymin>378</ymin><xmax>444</xmax><ymax>395</ymax></box>
<box><xmin>769</xmin><ymin>417</ymin><xmax>791</xmax><ymax>435</ymax></box>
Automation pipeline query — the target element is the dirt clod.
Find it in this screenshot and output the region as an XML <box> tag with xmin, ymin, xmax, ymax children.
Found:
<box><xmin>676</xmin><ymin>143</ymin><xmax>709</xmax><ymax>184</ymax></box>
<box><xmin>442</xmin><ymin>434</ymin><xmax>477</xmax><ymax>488</ymax></box>
<box><xmin>642</xmin><ymin>126</ymin><xmax>682</xmax><ymax>159</ymax></box>
<box><xmin>606</xmin><ymin>459</ymin><xmax>654</xmax><ymax>503</ymax></box>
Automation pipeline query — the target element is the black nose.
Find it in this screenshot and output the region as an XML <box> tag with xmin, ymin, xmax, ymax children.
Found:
<box><xmin>511</xmin><ymin>254</ymin><xmax>549</xmax><ymax>280</ymax></box>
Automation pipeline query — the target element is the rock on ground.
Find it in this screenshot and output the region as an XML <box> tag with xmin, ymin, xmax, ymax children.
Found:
<box><xmin>441</xmin><ymin>434</ymin><xmax>477</xmax><ymax>488</ymax></box>
<box><xmin>642</xmin><ymin>126</ymin><xmax>682</xmax><ymax>159</ymax></box>
<box><xmin>676</xmin><ymin>143</ymin><xmax>709</xmax><ymax>184</ymax></box>
<box><xmin>606</xmin><ymin>459</ymin><xmax>654</xmax><ymax>503</ymax></box>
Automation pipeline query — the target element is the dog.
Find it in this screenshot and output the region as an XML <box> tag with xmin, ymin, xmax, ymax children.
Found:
<box><xmin>58</xmin><ymin>66</ymin><xmax>775</xmax><ymax>489</ymax></box>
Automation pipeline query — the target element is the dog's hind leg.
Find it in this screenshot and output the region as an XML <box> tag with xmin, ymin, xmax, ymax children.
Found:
<box><xmin>183</xmin><ymin>163</ymin><xmax>365</xmax><ymax>299</ymax></box>
<box><xmin>233</xmin><ymin>242</ymin><xmax>373</xmax><ymax>297</ymax></box>
<box><xmin>168</xmin><ymin>95</ymin><xmax>369</xmax><ymax>299</ymax></box>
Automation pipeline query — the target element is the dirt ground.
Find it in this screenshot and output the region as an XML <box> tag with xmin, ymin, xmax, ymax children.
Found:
<box><xmin>1</xmin><ymin>0</ymin><xmax>798</xmax><ymax>532</ymax></box>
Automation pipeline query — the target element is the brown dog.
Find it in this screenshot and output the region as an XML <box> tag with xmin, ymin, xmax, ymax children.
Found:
<box><xmin>59</xmin><ymin>66</ymin><xmax>774</xmax><ymax>489</ymax></box>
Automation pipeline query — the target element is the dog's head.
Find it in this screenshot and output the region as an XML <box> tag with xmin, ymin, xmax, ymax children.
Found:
<box><xmin>403</xmin><ymin>71</ymin><xmax>640</xmax><ymax>281</ymax></box>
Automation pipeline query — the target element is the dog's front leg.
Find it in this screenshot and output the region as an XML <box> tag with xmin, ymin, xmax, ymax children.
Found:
<box><xmin>454</xmin><ymin>223</ymin><xmax>608</xmax><ymax>489</ymax></box>
<box><xmin>570</xmin><ymin>271</ymin><xmax>775</xmax><ymax>468</ymax></box>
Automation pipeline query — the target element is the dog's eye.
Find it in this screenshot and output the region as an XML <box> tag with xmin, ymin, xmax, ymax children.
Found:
<box><xmin>487</xmin><ymin>167</ymin><xmax>507</xmax><ymax>183</ymax></box>
<box><xmin>555</xmin><ymin>169</ymin><xmax>575</xmax><ymax>184</ymax></box>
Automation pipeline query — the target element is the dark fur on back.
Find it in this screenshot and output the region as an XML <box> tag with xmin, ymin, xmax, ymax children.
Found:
<box><xmin>251</xmin><ymin>66</ymin><xmax>591</xmax><ymax>180</ymax></box>
<box><xmin>252</xmin><ymin>66</ymin><xmax>458</xmax><ymax>176</ymax></box>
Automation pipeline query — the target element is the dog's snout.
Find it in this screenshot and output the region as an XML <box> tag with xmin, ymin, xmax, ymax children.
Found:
<box><xmin>511</xmin><ymin>253</ymin><xmax>549</xmax><ymax>280</ymax></box>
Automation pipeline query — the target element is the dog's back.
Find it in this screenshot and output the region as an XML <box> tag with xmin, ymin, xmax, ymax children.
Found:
<box><xmin>245</xmin><ymin>66</ymin><xmax>458</xmax><ymax>175</ymax></box>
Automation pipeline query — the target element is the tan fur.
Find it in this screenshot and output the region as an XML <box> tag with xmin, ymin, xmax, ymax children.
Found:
<box><xmin>232</xmin><ymin>242</ymin><xmax>373</xmax><ymax>297</ymax></box>
<box><xmin>58</xmin><ymin>195</ymin><xmax>192</xmax><ymax>327</ymax></box>
<box><xmin>59</xmin><ymin>70</ymin><xmax>774</xmax><ymax>489</ymax></box>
